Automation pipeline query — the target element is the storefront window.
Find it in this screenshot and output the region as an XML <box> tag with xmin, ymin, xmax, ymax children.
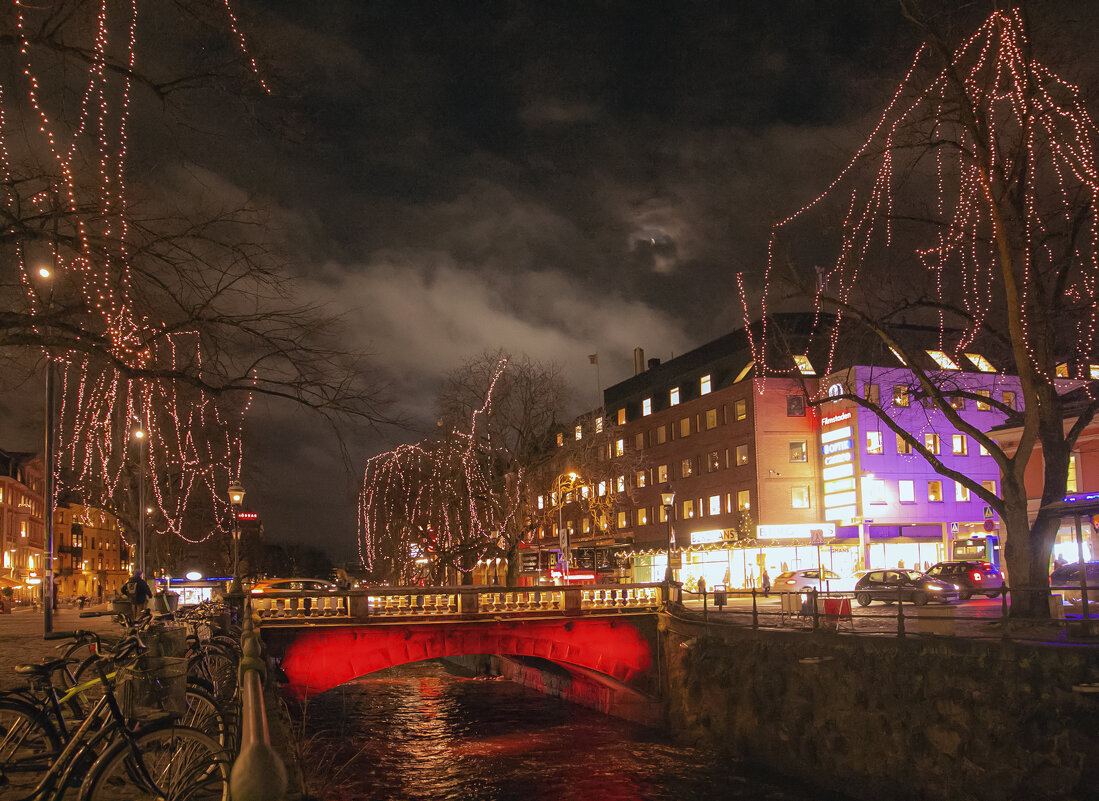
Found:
<box><xmin>791</xmin><ymin>487</ymin><xmax>810</xmax><ymax>509</ymax></box>
<box><xmin>789</xmin><ymin>441</ymin><xmax>807</xmax><ymax>462</ymax></box>
<box><xmin>683</xmin><ymin>500</ymin><xmax>695</xmax><ymax>519</ymax></box>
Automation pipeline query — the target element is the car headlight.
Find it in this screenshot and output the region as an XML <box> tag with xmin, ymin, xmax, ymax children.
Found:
<box><xmin>928</xmin><ymin>585</ymin><xmax>942</xmax><ymax>591</ymax></box>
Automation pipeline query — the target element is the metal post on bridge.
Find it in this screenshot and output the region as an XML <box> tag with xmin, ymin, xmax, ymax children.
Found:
<box><xmin>230</xmin><ymin>600</ymin><xmax>287</xmax><ymax>801</ymax></box>
<box><xmin>751</xmin><ymin>588</ymin><xmax>758</xmax><ymax>630</ymax></box>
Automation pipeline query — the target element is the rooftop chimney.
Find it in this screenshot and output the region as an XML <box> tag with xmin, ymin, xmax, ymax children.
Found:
<box><xmin>634</xmin><ymin>347</ymin><xmax>645</xmax><ymax>376</ymax></box>
<box><xmin>647</xmin><ymin>357</ymin><xmax>661</xmax><ymax>370</ymax></box>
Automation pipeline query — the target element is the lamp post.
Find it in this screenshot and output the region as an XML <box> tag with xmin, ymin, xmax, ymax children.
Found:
<box><xmin>132</xmin><ymin>427</ymin><xmax>146</xmax><ymax>576</ymax></box>
<box><xmin>38</xmin><ymin>266</ymin><xmax>57</xmax><ymax>636</ymax></box>
<box><xmin>228</xmin><ymin>481</ymin><xmax>245</xmax><ymax>596</ymax></box>
<box><xmin>660</xmin><ymin>484</ymin><xmax>676</xmax><ymax>585</ymax></box>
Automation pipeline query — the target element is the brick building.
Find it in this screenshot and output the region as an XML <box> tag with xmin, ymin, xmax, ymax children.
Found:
<box><xmin>0</xmin><ymin>450</ymin><xmax>45</xmax><ymax>604</ymax></box>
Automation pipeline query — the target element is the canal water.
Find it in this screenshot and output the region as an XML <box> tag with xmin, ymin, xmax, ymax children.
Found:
<box><xmin>288</xmin><ymin>660</ymin><xmax>853</xmax><ymax>801</ymax></box>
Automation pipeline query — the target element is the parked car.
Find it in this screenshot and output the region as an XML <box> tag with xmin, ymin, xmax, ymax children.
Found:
<box><xmin>924</xmin><ymin>561</ymin><xmax>1003</xmax><ymax>599</ymax></box>
<box><xmin>853</xmin><ymin>569</ymin><xmax>958</xmax><ymax>606</ymax></box>
<box><xmin>772</xmin><ymin>568</ymin><xmax>855</xmax><ymax>595</ymax></box>
<box><xmin>249</xmin><ymin>578</ymin><xmax>339</xmax><ymax>594</ymax></box>
<box><xmin>1050</xmin><ymin>561</ymin><xmax>1099</xmax><ymax>606</ymax></box>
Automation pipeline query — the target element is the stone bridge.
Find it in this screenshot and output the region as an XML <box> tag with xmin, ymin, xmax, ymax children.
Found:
<box><xmin>257</xmin><ymin>583</ymin><xmax>667</xmax><ymax>722</ymax></box>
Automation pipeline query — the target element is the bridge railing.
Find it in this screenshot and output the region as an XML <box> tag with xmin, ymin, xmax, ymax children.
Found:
<box><xmin>252</xmin><ymin>582</ymin><xmax>668</xmax><ymax>621</ymax></box>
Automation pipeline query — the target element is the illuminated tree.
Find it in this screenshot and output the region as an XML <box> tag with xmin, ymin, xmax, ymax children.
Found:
<box><xmin>743</xmin><ymin>8</ymin><xmax>1099</xmax><ymax>616</ymax></box>
<box><xmin>0</xmin><ymin>1</ymin><xmax>388</xmax><ymax>559</ymax></box>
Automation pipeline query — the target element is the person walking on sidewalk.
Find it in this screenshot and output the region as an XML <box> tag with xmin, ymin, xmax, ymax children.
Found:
<box><xmin>120</xmin><ymin>570</ymin><xmax>152</xmax><ymax>620</ymax></box>
<box><xmin>762</xmin><ymin>569</ymin><xmax>771</xmax><ymax>597</ymax></box>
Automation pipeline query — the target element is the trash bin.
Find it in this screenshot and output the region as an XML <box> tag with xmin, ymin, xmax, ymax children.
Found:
<box><xmin>713</xmin><ymin>584</ymin><xmax>727</xmax><ymax>608</ymax></box>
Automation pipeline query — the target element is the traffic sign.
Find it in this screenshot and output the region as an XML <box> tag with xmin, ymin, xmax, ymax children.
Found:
<box><xmin>949</xmin><ymin>522</ymin><xmax>960</xmax><ymax>535</ymax></box>
<box><xmin>983</xmin><ymin>505</ymin><xmax>994</xmax><ymax>520</ymax></box>
<box><xmin>983</xmin><ymin>520</ymin><xmax>995</xmax><ymax>532</ymax></box>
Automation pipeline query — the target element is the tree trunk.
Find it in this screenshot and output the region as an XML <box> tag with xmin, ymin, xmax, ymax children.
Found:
<box><xmin>1001</xmin><ymin>474</ymin><xmax>1048</xmax><ymax>618</ymax></box>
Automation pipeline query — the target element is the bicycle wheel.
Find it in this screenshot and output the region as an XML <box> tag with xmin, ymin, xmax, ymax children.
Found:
<box><xmin>187</xmin><ymin>649</ymin><xmax>237</xmax><ymax>708</ymax></box>
<box><xmin>79</xmin><ymin>722</ymin><xmax>230</xmax><ymax>800</ymax></box>
<box><xmin>181</xmin><ymin>685</ymin><xmax>231</xmax><ymax>749</ymax></box>
<box><xmin>0</xmin><ymin>697</ymin><xmax>61</xmax><ymax>794</ymax></box>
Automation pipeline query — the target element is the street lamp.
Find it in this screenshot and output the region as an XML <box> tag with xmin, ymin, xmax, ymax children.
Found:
<box><xmin>132</xmin><ymin>427</ymin><xmax>146</xmax><ymax>576</ymax></box>
<box><xmin>38</xmin><ymin>266</ymin><xmax>57</xmax><ymax>636</ymax></box>
<box><xmin>660</xmin><ymin>484</ymin><xmax>676</xmax><ymax>585</ymax></box>
<box><xmin>228</xmin><ymin>481</ymin><xmax>245</xmax><ymax>595</ymax></box>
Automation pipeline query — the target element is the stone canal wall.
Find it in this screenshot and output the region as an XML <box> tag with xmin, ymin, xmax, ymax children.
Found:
<box><xmin>659</xmin><ymin>615</ymin><xmax>1099</xmax><ymax>801</ymax></box>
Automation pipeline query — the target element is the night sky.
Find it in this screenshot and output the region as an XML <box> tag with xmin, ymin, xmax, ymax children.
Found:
<box><xmin>3</xmin><ymin>1</ymin><xmax>1095</xmax><ymax>562</ymax></box>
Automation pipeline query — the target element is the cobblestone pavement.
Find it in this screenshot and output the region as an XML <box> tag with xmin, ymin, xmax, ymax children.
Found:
<box><xmin>0</xmin><ymin>605</ymin><xmax>123</xmax><ymax>692</ymax></box>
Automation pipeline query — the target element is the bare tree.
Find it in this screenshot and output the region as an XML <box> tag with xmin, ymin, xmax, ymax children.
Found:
<box><xmin>744</xmin><ymin>7</ymin><xmax>1099</xmax><ymax>616</ymax></box>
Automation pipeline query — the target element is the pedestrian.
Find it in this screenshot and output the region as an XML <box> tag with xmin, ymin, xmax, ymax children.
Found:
<box><xmin>697</xmin><ymin>576</ymin><xmax>707</xmax><ymax>597</ymax></box>
<box><xmin>762</xmin><ymin>569</ymin><xmax>771</xmax><ymax>597</ymax></box>
<box><xmin>97</xmin><ymin>583</ymin><xmax>104</xmax><ymax>605</ymax></box>
<box><xmin>120</xmin><ymin>570</ymin><xmax>152</xmax><ymax>620</ymax></box>
<box><xmin>51</xmin><ymin>581</ymin><xmax>59</xmax><ymax>612</ymax></box>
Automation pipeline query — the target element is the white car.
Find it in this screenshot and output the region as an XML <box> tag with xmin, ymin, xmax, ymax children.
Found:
<box><xmin>773</xmin><ymin>568</ymin><xmax>857</xmax><ymax>595</ymax></box>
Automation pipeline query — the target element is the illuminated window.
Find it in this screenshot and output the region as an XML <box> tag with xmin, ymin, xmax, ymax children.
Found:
<box><xmin>681</xmin><ymin>459</ymin><xmax>694</xmax><ymax>479</ymax></box>
<box><xmin>575</xmin><ymin>425</ymin><xmax>583</xmax><ymax>440</ymax></box>
<box><xmin>669</xmin><ymin>387</ymin><xmax>680</xmax><ymax>406</ymax></box>
<box><xmin>709</xmin><ymin>495</ymin><xmax>721</xmax><ymax>515</ymax></box>
<box><xmin>975</xmin><ymin>390</ymin><xmax>990</xmax><ymax>410</ymax></box>
<box><xmin>1068</xmin><ymin>455</ymin><xmax>1079</xmax><ymax>493</ymax></box>
<box><xmin>617</xmin><ymin>511</ymin><xmax>628</xmax><ymax>529</ymax></box>
<box><xmin>537</xmin><ymin>495</ymin><xmax>544</xmax><ymax>510</ymax></box>
<box><xmin>952</xmin><ymin>434</ymin><xmax>968</xmax><ymax>455</ymax></box>
<box><xmin>928</xmin><ymin>481</ymin><xmax>943</xmax><ymax>502</ymax></box>
<box><xmin>655</xmin><ymin>425</ymin><xmax>666</xmax><ymax>444</ymax></box>
<box><xmin>679</xmin><ymin>417</ymin><xmax>691</xmax><ymax>437</ymax></box>
<box><xmin>736</xmin><ymin>444</ymin><xmax>749</xmax><ymax>466</ymax></box>
<box><xmin>794</xmin><ymin>355</ymin><xmax>815</xmax><ymax>375</ymax></box>
<box><xmin>556</xmin><ymin>432</ymin><xmax>564</xmax><ymax>447</ymax></box>
<box><xmin>982</xmin><ymin>479</ymin><xmax>997</xmax><ymax>496</ymax></box>
<box><xmin>924</xmin><ymin>433</ymin><xmax>940</xmax><ymax>454</ymax></box>
<box><xmin>964</xmin><ymin>353</ymin><xmax>995</xmax><ymax>372</ymax></box>
<box><xmin>700</xmin><ymin>375</ymin><xmax>712</xmax><ymax>395</ymax></box>
<box><xmin>642</xmin><ymin>398</ymin><xmax>652</xmax><ymax>416</ymax></box>
<box><xmin>2</xmin><ymin>551</ymin><xmax>8</xmax><ymax>568</ymax></box>
<box><xmin>789</xmin><ymin>441</ymin><xmax>807</xmax><ymax>462</ymax></box>
<box><xmin>582</xmin><ymin>518</ymin><xmax>591</xmax><ymax>533</ymax></box>
<box><xmin>635</xmin><ymin>432</ymin><xmax>644</xmax><ymax>450</ymax></box>
<box><xmin>864</xmin><ymin>384</ymin><xmax>880</xmax><ymax>405</ymax></box>
<box><xmin>659</xmin><ymin>505</ymin><xmax>669</xmax><ymax>523</ymax></box>
<box><xmin>897</xmin><ymin>435</ymin><xmax>912</xmax><ymax>455</ymax></box>
<box><xmin>598</xmin><ymin>481</ymin><xmax>607</xmax><ymax>497</ymax></box>
<box><xmin>791</xmin><ymin>486</ymin><xmax>810</xmax><ymax>509</ymax></box>
<box><xmin>683</xmin><ymin>500</ymin><xmax>695</xmax><ymax>519</ymax></box>
<box><xmin>866</xmin><ymin>431</ymin><xmax>883</xmax><ymax>454</ymax></box>
<box><xmin>899</xmin><ymin>480</ymin><xmax>915</xmax><ymax>503</ymax></box>
<box><xmin>950</xmin><ymin>396</ymin><xmax>965</xmax><ymax>410</ymax></box>
<box><xmin>734</xmin><ymin>399</ymin><xmax>748</xmax><ymax>420</ymax></box>
<box><xmin>955</xmin><ymin>482</ymin><xmax>970</xmax><ymax>501</ymax></box>
<box><xmin>1092</xmin><ymin>365</ymin><xmax>1099</xmax><ymax>380</ymax></box>
<box><xmin>707</xmin><ymin>451</ymin><xmax>721</xmax><ymax>472</ymax></box>
<box><xmin>1002</xmin><ymin>391</ymin><xmax>1016</xmax><ymax>411</ymax></box>
<box><xmin>595</xmin><ymin>416</ymin><xmax>603</xmax><ymax>433</ymax></box>
<box><xmin>616</xmin><ymin>475</ymin><xmax>626</xmax><ymax>493</ymax></box>
<box><xmin>657</xmin><ymin>465</ymin><xmax>668</xmax><ymax>483</ymax></box>
<box><xmin>615</xmin><ymin>439</ymin><xmax>625</xmax><ymax>457</ymax></box>
<box><xmin>636</xmin><ymin>470</ymin><xmax>647</xmax><ymax>488</ymax></box>
<box><xmin>581</xmin><ymin>486</ymin><xmax>590</xmax><ymax>499</ymax></box>
<box><xmin>865</xmin><ymin>479</ymin><xmax>887</xmax><ymax>504</ymax></box>
<box><xmin>786</xmin><ymin>395</ymin><xmax>806</xmax><ymax>417</ymax></box>
<box><xmin>893</xmin><ymin>385</ymin><xmax>909</xmax><ymax>407</ymax></box>
<box><xmin>737</xmin><ymin>490</ymin><xmax>751</xmax><ymax>511</ymax></box>
<box><xmin>637</xmin><ymin>508</ymin><xmax>649</xmax><ymax>526</ymax></box>
<box><xmin>20</xmin><ymin>521</ymin><xmax>27</xmax><ymax>538</ymax></box>
<box><xmin>617</xmin><ymin>408</ymin><xmax>627</xmax><ymax>425</ymax></box>
<box><xmin>979</xmin><ymin>443</ymin><xmax>990</xmax><ymax>456</ymax></box>
<box><xmin>1056</xmin><ymin>363</ymin><xmax>1069</xmax><ymax>378</ymax></box>
<box><xmin>926</xmin><ymin>350</ymin><xmax>960</xmax><ymax>370</ymax></box>
<box><xmin>705</xmin><ymin>408</ymin><xmax>717</xmax><ymax>429</ymax></box>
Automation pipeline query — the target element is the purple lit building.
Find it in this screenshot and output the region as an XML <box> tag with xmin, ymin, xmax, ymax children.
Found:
<box><xmin>817</xmin><ymin>357</ymin><xmax>1022</xmax><ymax>571</ymax></box>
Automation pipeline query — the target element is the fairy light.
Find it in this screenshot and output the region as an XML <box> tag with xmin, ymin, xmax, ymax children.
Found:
<box><xmin>741</xmin><ymin>9</ymin><xmax>1099</xmax><ymax>404</ymax></box>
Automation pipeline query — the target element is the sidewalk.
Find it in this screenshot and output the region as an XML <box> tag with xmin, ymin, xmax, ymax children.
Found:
<box><xmin>0</xmin><ymin>605</ymin><xmax>122</xmax><ymax>692</ymax></box>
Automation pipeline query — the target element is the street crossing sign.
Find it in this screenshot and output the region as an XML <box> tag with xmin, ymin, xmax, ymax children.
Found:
<box><xmin>950</xmin><ymin>522</ymin><xmax>960</xmax><ymax>535</ymax></box>
<box><xmin>983</xmin><ymin>505</ymin><xmax>994</xmax><ymax>520</ymax></box>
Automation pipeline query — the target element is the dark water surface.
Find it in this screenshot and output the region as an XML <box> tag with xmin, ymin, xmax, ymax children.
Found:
<box><xmin>290</xmin><ymin>660</ymin><xmax>852</xmax><ymax>801</ymax></box>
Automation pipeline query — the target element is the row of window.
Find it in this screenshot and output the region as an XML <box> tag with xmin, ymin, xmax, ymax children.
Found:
<box><xmin>884</xmin><ymin>385</ymin><xmax>1015</xmax><ymax>411</ymax></box>
<box><xmin>861</xmin><ymin>478</ymin><xmax>997</xmax><ymax>504</ymax></box>
<box><xmin>865</xmin><ymin>431</ymin><xmax>991</xmax><ymax>457</ymax></box>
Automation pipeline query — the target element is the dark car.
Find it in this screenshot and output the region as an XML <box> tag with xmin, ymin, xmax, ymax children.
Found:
<box><xmin>853</xmin><ymin>569</ymin><xmax>958</xmax><ymax>607</ymax></box>
<box><xmin>1050</xmin><ymin>561</ymin><xmax>1099</xmax><ymax>606</ymax></box>
<box><xmin>925</xmin><ymin>561</ymin><xmax>1003</xmax><ymax>599</ymax></box>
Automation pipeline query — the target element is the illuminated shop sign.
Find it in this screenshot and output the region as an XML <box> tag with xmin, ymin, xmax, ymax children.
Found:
<box><xmin>822</xmin><ymin>411</ymin><xmax>852</xmax><ymax>426</ymax></box>
<box><xmin>823</xmin><ymin>452</ymin><xmax>852</xmax><ymax>466</ymax></box>
<box><xmin>690</xmin><ymin>529</ymin><xmax>725</xmax><ymax>545</ymax></box>
<box><xmin>821</xmin><ymin>426</ymin><xmax>853</xmax><ymax>444</ymax></box>
<box><xmin>757</xmin><ymin>523</ymin><xmax>836</xmax><ymax>540</ymax></box>
<box><xmin>822</xmin><ymin>439</ymin><xmax>853</xmax><ymax>455</ymax></box>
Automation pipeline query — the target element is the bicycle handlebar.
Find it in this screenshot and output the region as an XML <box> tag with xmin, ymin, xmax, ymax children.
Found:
<box><xmin>44</xmin><ymin>630</ymin><xmax>80</xmax><ymax>640</ymax></box>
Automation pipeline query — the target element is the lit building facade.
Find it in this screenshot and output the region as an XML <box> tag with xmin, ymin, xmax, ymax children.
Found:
<box><xmin>0</xmin><ymin>450</ymin><xmax>45</xmax><ymax>604</ymax></box>
<box><xmin>55</xmin><ymin>503</ymin><xmax>130</xmax><ymax>601</ymax></box>
<box><xmin>818</xmin><ymin>362</ymin><xmax>1024</xmax><ymax>571</ymax></box>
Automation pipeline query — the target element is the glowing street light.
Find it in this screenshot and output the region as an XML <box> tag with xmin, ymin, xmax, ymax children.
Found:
<box><xmin>228</xmin><ymin>481</ymin><xmax>245</xmax><ymax>595</ymax></box>
<box><xmin>661</xmin><ymin>485</ymin><xmax>676</xmax><ymax>585</ymax></box>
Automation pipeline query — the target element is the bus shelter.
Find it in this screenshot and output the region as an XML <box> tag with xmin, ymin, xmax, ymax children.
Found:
<box><xmin>1040</xmin><ymin>493</ymin><xmax>1098</xmax><ymax>621</ymax></box>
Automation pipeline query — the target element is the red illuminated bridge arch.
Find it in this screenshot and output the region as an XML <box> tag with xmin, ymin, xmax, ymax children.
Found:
<box><xmin>269</xmin><ymin>618</ymin><xmax>655</xmax><ymax>699</ymax></box>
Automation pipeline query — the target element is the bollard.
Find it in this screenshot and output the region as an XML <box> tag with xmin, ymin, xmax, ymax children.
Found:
<box><xmin>896</xmin><ymin>586</ymin><xmax>906</xmax><ymax>638</ymax></box>
<box><xmin>752</xmin><ymin>588</ymin><xmax>758</xmax><ymax>630</ymax></box>
<box><xmin>810</xmin><ymin>589</ymin><xmax>819</xmax><ymax>630</ymax></box>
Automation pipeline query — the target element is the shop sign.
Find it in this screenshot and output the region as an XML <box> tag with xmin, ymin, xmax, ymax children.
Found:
<box><xmin>821</xmin><ymin>426</ymin><xmax>853</xmax><ymax>444</ymax></box>
<box><xmin>690</xmin><ymin>529</ymin><xmax>724</xmax><ymax>545</ymax></box>
<box><xmin>822</xmin><ymin>411</ymin><xmax>852</xmax><ymax>426</ymax></box>
<box><xmin>756</xmin><ymin>523</ymin><xmax>836</xmax><ymax>540</ymax></box>
<box><xmin>822</xmin><ymin>439</ymin><xmax>853</xmax><ymax>456</ymax></box>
